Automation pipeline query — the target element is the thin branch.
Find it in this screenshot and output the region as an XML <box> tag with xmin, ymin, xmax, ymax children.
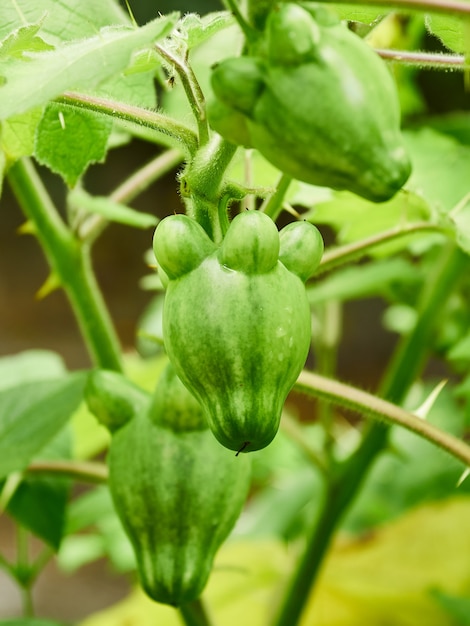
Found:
<box><xmin>57</xmin><ymin>92</ymin><xmax>198</xmax><ymax>156</ymax></box>
<box><xmin>317</xmin><ymin>221</ymin><xmax>449</xmax><ymax>275</ymax></box>
<box><xmin>325</xmin><ymin>0</ymin><xmax>470</xmax><ymax>16</ymax></box>
<box><xmin>110</xmin><ymin>148</ymin><xmax>183</xmax><ymax>204</ymax></box>
<box><xmin>26</xmin><ymin>460</ymin><xmax>108</xmax><ymax>484</ymax></box>
<box><xmin>377</xmin><ymin>48</ymin><xmax>469</xmax><ymax>70</ymax></box>
<box><xmin>78</xmin><ymin>148</ymin><xmax>183</xmax><ymax>242</ymax></box>
<box><xmin>155</xmin><ymin>44</ymin><xmax>209</xmax><ymax>145</ymax></box>
<box><xmin>179</xmin><ymin>598</ymin><xmax>214</xmax><ymax>626</ymax></box>
<box><xmin>294</xmin><ymin>370</ymin><xmax>470</xmax><ymax>467</ymax></box>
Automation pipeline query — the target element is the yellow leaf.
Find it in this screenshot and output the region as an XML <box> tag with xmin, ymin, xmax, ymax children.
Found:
<box><xmin>79</xmin><ymin>497</ymin><xmax>470</xmax><ymax>626</ymax></box>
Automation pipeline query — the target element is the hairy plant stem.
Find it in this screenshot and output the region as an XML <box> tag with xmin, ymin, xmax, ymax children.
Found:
<box><xmin>318</xmin><ymin>221</ymin><xmax>448</xmax><ymax>275</ymax></box>
<box><xmin>57</xmin><ymin>92</ymin><xmax>198</xmax><ymax>157</ymax></box>
<box><xmin>7</xmin><ymin>159</ymin><xmax>122</xmax><ymax>371</ymax></box>
<box><xmin>26</xmin><ymin>460</ymin><xmax>108</xmax><ymax>484</ymax></box>
<box><xmin>260</xmin><ymin>173</ymin><xmax>292</xmax><ymax>221</ymax></box>
<box><xmin>223</xmin><ymin>0</ymin><xmax>259</xmax><ymax>40</ymax></box>
<box><xmin>377</xmin><ymin>48</ymin><xmax>468</xmax><ymax>70</ymax></box>
<box><xmin>17</xmin><ymin>526</ymin><xmax>34</xmax><ymax>617</ymax></box>
<box><xmin>179</xmin><ymin>598</ymin><xmax>214</xmax><ymax>626</ymax></box>
<box><xmin>155</xmin><ymin>45</ymin><xmax>209</xmax><ymax>146</ymax></box>
<box><xmin>294</xmin><ymin>371</ymin><xmax>470</xmax><ymax>467</ymax></box>
<box><xmin>181</xmin><ymin>134</ymin><xmax>238</xmax><ymax>242</ymax></box>
<box><xmin>273</xmin><ymin>242</ymin><xmax>467</xmax><ymax>626</ymax></box>
<box><xmin>322</xmin><ymin>0</ymin><xmax>470</xmax><ymax>16</ymax></box>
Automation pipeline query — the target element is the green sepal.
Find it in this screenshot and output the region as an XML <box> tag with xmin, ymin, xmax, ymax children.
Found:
<box><xmin>206</xmin><ymin>97</ymin><xmax>253</xmax><ymax>147</ymax></box>
<box><xmin>153</xmin><ymin>214</ymin><xmax>216</xmax><ymax>280</ymax></box>
<box><xmin>148</xmin><ymin>362</ymin><xmax>206</xmax><ymax>432</ymax></box>
<box><xmin>84</xmin><ymin>370</ymin><xmax>150</xmax><ymax>432</ymax></box>
<box><xmin>210</xmin><ymin>56</ymin><xmax>265</xmax><ymax>117</ymax></box>
<box><xmin>279</xmin><ymin>221</ymin><xmax>324</xmax><ymax>281</ymax></box>
<box><xmin>218</xmin><ymin>210</ymin><xmax>279</xmax><ymax>274</ymax></box>
<box><xmin>266</xmin><ymin>3</ymin><xmax>320</xmax><ymax>66</ymax></box>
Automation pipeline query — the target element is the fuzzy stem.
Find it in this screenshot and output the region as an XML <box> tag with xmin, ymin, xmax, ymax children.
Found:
<box><xmin>155</xmin><ymin>45</ymin><xmax>209</xmax><ymax>146</ymax></box>
<box><xmin>260</xmin><ymin>173</ymin><xmax>292</xmax><ymax>221</ymax></box>
<box><xmin>182</xmin><ymin>134</ymin><xmax>238</xmax><ymax>241</ymax></box>
<box><xmin>57</xmin><ymin>92</ymin><xmax>198</xmax><ymax>157</ymax></box>
<box><xmin>318</xmin><ymin>221</ymin><xmax>449</xmax><ymax>275</ymax></box>
<box><xmin>294</xmin><ymin>370</ymin><xmax>470</xmax><ymax>467</ymax></box>
<box><xmin>7</xmin><ymin>159</ymin><xmax>122</xmax><ymax>371</ymax></box>
<box><xmin>223</xmin><ymin>0</ymin><xmax>259</xmax><ymax>40</ymax></box>
<box><xmin>377</xmin><ymin>48</ymin><xmax>468</xmax><ymax>70</ymax></box>
<box><xmin>323</xmin><ymin>0</ymin><xmax>470</xmax><ymax>16</ymax></box>
<box><xmin>179</xmin><ymin>598</ymin><xmax>214</xmax><ymax>626</ymax></box>
<box><xmin>26</xmin><ymin>460</ymin><xmax>108</xmax><ymax>484</ymax></box>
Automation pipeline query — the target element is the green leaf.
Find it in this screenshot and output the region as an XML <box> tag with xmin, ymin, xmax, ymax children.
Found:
<box><xmin>35</xmin><ymin>103</ymin><xmax>112</xmax><ymax>187</ymax></box>
<box><xmin>0</xmin><ymin>21</ymin><xmax>54</xmax><ymax>60</ymax></box>
<box><xmin>404</xmin><ymin>128</ymin><xmax>470</xmax><ymax>214</ymax></box>
<box><xmin>425</xmin><ymin>12</ymin><xmax>470</xmax><ymax>53</ymax></box>
<box><xmin>69</xmin><ymin>187</ymin><xmax>158</xmax><ymax>229</ymax></box>
<box><xmin>0</xmin><ymin>14</ymin><xmax>179</xmax><ymax>120</ymax></box>
<box><xmin>60</xmin><ymin>486</ymin><xmax>135</xmax><ymax>573</ymax></box>
<box><xmin>0</xmin><ymin>350</ymin><xmax>66</xmax><ymax>391</ymax></box>
<box><xmin>332</xmin><ymin>3</ymin><xmax>387</xmax><ymax>25</ymax></box>
<box><xmin>447</xmin><ymin>331</ymin><xmax>470</xmax><ymax>366</ymax></box>
<box><xmin>1</xmin><ymin>108</ymin><xmax>43</xmax><ymax>162</ymax></box>
<box><xmin>178</xmin><ymin>12</ymin><xmax>235</xmax><ymax>49</ymax></box>
<box><xmin>0</xmin><ymin>372</ymin><xmax>86</xmax><ymax>479</ymax></box>
<box><xmin>7</xmin><ymin>428</ymin><xmax>72</xmax><ymax>550</ymax></box>
<box><xmin>430</xmin><ymin>590</ymin><xmax>470</xmax><ymax>626</ymax></box>
<box><xmin>0</xmin><ymin>0</ymin><xmax>130</xmax><ymax>45</ymax></box>
<box><xmin>449</xmin><ymin>197</ymin><xmax>470</xmax><ymax>255</ymax></box>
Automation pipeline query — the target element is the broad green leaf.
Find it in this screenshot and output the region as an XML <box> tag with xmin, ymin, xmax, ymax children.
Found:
<box><xmin>178</xmin><ymin>12</ymin><xmax>235</xmax><ymax>49</ymax></box>
<box><xmin>1</xmin><ymin>108</ymin><xmax>43</xmax><ymax>162</ymax></box>
<box><xmin>448</xmin><ymin>331</ymin><xmax>470</xmax><ymax>366</ymax></box>
<box><xmin>404</xmin><ymin>128</ymin><xmax>470</xmax><ymax>214</ymax></box>
<box><xmin>65</xmin><ymin>485</ymin><xmax>115</xmax><ymax>535</ymax></box>
<box><xmin>0</xmin><ymin>0</ymin><xmax>130</xmax><ymax>45</ymax></box>
<box><xmin>60</xmin><ymin>486</ymin><xmax>134</xmax><ymax>573</ymax></box>
<box><xmin>431</xmin><ymin>591</ymin><xmax>470</xmax><ymax>626</ymax></box>
<box><xmin>0</xmin><ymin>372</ymin><xmax>86</xmax><ymax>479</ymax></box>
<box><xmin>332</xmin><ymin>4</ymin><xmax>387</xmax><ymax>25</ymax></box>
<box><xmin>35</xmin><ymin>104</ymin><xmax>112</xmax><ymax>187</ymax></box>
<box><xmin>425</xmin><ymin>12</ymin><xmax>470</xmax><ymax>53</ymax></box>
<box><xmin>97</xmin><ymin>64</ymin><xmax>159</xmax><ymax>109</ymax></box>
<box><xmin>7</xmin><ymin>428</ymin><xmax>72</xmax><ymax>550</ymax></box>
<box><xmin>69</xmin><ymin>187</ymin><xmax>158</xmax><ymax>228</ymax></box>
<box><xmin>0</xmin><ymin>21</ymin><xmax>54</xmax><ymax>60</ymax></box>
<box><xmin>0</xmin><ymin>15</ymin><xmax>179</xmax><ymax>120</ymax></box>
<box><xmin>0</xmin><ymin>350</ymin><xmax>65</xmax><ymax>391</ymax></box>
<box><xmin>449</xmin><ymin>198</ymin><xmax>470</xmax><ymax>255</ymax></box>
